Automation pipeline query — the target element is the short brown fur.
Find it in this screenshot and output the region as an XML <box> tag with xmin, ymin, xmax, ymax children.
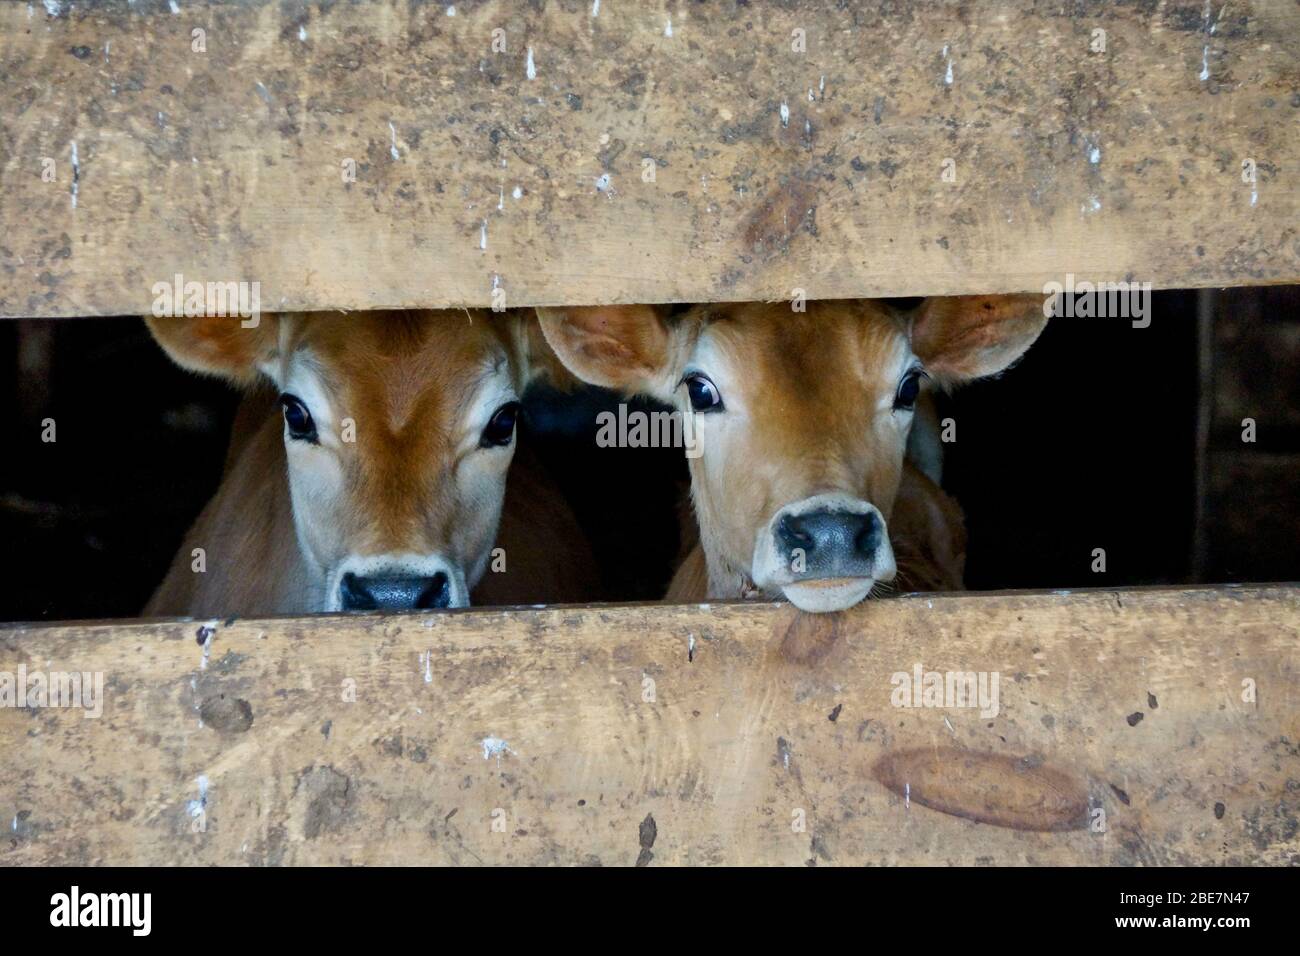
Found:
<box><xmin>539</xmin><ymin>296</ymin><xmax>1044</xmax><ymax>606</ymax></box>
<box><xmin>145</xmin><ymin>309</ymin><xmax>594</xmax><ymax>615</ymax></box>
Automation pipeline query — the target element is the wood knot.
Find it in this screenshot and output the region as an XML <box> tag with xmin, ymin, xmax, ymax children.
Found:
<box><xmin>873</xmin><ymin>747</ymin><xmax>1089</xmax><ymax>832</ymax></box>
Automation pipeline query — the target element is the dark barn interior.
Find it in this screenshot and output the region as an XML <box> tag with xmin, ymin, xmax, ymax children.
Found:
<box><xmin>1</xmin><ymin>286</ymin><xmax>1296</xmax><ymax>623</ymax></box>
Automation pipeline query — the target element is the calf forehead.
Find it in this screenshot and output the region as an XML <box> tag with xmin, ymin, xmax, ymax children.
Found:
<box><xmin>714</xmin><ymin>301</ymin><xmax>911</xmax><ymax>413</ymax></box>
<box><xmin>287</xmin><ymin>313</ymin><xmax>511</xmax><ymax>551</ymax></box>
<box><xmin>292</xmin><ymin>311</ymin><xmax>508</xmax><ymax>430</ymax></box>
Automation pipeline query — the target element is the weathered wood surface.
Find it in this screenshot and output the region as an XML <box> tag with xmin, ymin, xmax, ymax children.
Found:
<box><xmin>2</xmin><ymin>585</ymin><xmax>1297</xmax><ymax>865</ymax></box>
<box><xmin>1</xmin><ymin>1</ymin><xmax>1297</xmax><ymax>318</ymax></box>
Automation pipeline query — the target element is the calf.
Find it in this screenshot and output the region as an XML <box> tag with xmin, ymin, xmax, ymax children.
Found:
<box><xmin>145</xmin><ymin>310</ymin><xmax>594</xmax><ymax>617</ymax></box>
<box><xmin>537</xmin><ymin>296</ymin><xmax>1045</xmax><ymax>612</ymax></box>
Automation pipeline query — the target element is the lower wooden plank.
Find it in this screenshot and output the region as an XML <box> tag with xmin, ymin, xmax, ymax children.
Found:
<box><xmin>2</xmin><ymin>586</ymin><xmax>1297</xmax><ymax>865</ymax></box>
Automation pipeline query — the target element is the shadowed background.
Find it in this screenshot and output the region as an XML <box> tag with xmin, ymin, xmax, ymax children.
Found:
<box><xmin>1</xmin><ymin>287</ymin><xmax>1296</xmax><ymax>621</ymax></box>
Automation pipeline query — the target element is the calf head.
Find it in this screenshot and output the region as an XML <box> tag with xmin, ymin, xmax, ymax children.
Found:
<box><xmin>147</xmin><ymin>310</ymin><xmax>551</xmax><ymax>611</ymax></box>
<box><xmin>538</xmin><ymin>297</ymin><xmax>1044</xmax><ymax>612</ymax></box>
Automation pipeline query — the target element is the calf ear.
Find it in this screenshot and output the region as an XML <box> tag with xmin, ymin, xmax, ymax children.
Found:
<box><xmin>507</xmin><ymin>313</ymin><xmax>584</xmax><ymax>392</ymax></box>
<box><xmin>144</xmin><ymin>315</ymin><xmax>279</xmax><ymax>386</ymax></box>
<box><xmin>536</xmin><ymin>305</ymin><xmax>673</xmax><ymax>395</ymax></box>
<box><xmin>909</xmin><ymin>294</ymin><xmax>1047</xmax><ymax>387</ymax></box>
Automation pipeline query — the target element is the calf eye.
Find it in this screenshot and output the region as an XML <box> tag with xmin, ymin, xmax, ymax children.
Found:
<box><xmin>683</xmin><ymin>373</ymin><xmax>724</xmax><ymax>413</ymax></box>
<box><xmin>280</xmin><ymin>394</ymin><xmax>318</xmax><ymax>442</ymax></box>
<box><xmin>480</xmin><ymin>401</ymin><xmax>521</xmax><ymax>448</ymax></box>
<box><xmin>894</xmin><ymin>368</ymin><xmax>927</xmax><ymax>411</ymax></box>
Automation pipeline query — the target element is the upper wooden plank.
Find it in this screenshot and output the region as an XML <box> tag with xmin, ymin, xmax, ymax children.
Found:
<box><xmin>1</xmin><ymin>0</ymin><xmax>1297</xmax><ymax>318</ymax></box>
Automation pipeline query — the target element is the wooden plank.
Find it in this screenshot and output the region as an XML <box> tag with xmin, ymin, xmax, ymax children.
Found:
<box><xmin>2</xmin><ymin>585</ymin><xmax>1297</xmax><ymax>865</ymax></box>
<box><xmin>2</xmin><ymin>1</ymin><xmax>1297</xmax><ymax>318</ymax></box>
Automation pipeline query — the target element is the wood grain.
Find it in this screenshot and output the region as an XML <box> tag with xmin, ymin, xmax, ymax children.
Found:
<box><xmin>1</xmin><ymin>1</ymin><xmax>1297</xmax><ymax>318</ymax></box>
<box><xmin>2</xmin><ymin>585</ymin><xmax>1297</xmax><ymax>865</ymax></box>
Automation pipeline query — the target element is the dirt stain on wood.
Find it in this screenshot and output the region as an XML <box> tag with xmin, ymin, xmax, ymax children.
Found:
<box><xmin>199</xmin><ymin>694</ymin><xmax>253</xmax><ymax>734</ymax></box>
<box><xmin>743</xmin><ymin>176</ymin><xmax>817</xmax><ymax>261</ymax></box>
<box><xmin>777</xmin><ymin>609</ymin><xmax>840</xmax><ymax>664</ymax></box>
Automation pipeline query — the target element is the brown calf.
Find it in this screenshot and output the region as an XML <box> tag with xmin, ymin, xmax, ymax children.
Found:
<box><xmin>538</xmin><ymin>297</ymin><xmax>1045</xmax><ymax>612</ymax></box>
<box><xmin>145</xmin><ymin>310</ymin><xmax>594</xmax><ymax>616</ymax></box>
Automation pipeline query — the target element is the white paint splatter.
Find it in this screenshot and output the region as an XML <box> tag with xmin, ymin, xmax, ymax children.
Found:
<box><xmin>905</xmin><ymin>782</ymin><xmax>911</xmax><ymax>809</ymax></box>
<box><xmin>446</xmin><ymin>4</ymin><xmax>455</xmax><ymax>15</ymax></box>
<box><xmin>10</xmin><ymin>815</ymin><xmax>17</xmax><ymax>832</ymax></box>
<box><xmin>591</xmin><ymin>0</ymin><xmax>600</xmax><ymax>15</ymax></box>
<box><xmin>479</xmin><ymin>220</ymin><xmax>488</xmax><ymax>250</ymax></box>
<box><xmin>298</xmin><ymin>25</ymin><xmax>307</xmax><ymax>42</ymax></box>
<box><xmin>779</xmin><ymin>101</ymin><xmax>789</xmax><ymax>127</ymax></box>
<box><xmin>1199</xmin><ymin>0</ymin><xmax>1216</xmax><ymax>81</ymax></box>
<box><xmin>419</xmin><ymin>649</ymin><xmax>432</xmax><ymax>684</ymax></box>
<box><xmin>169</xmin><ymin>0</ymin><xmax>180</xmax><ymax>14</ymax></box>
<box><xmin>42</xmin><ymin>0</ymin><xmax>62</xmax><ymax>16</ymax></box>
<box><xmin>497</xmin><ymin>186</ymin><xmax>504</xmax><ymax>210</ymax></box>
<box><xmin>595</xmin><ymin>172</ymin><xmax>612</xmax><ymax>193</ymax></box>
<box><xmin>664</xmin><ymin>17</ymin><xmax>673</xmax><ymax>38</ymax></box>
<box><xmin>819</xmin><ymin>75</ymin><xmax>825</xmax><ymax>97</ymax></box>
<box><xmin>389</xmin><ymin>121</ymin><xmax>400</xmax><ymax>161</ymax></box>
<box><xmin>1089</xmin><ymin>145</ymin><xmax>1101</xmax><ymax>165</ymax></box>
<box><xmin>186</xmin><ymin>775</ymin><xmax>209</xmax><ymax>818</ymax></box>
<box><xmin>525</xmin><ymin>47</ymin><xmax>537</xmax><ymax>80</ymax></box>
<box><xmin>481</xmin><ymin>737</ymin><xmax>514</xmax><ymax>763</ymax></box>
<box><xmin>943</xmin><ymin>45</ymin><xmax>953</xmax><ymax>85</ymax></box>
<box><xmin>198</xmin><ymin>626</ymin><xmax>212</xmax><ymax>670</ymax></box>
<box><xmin>511</xmin><ymin>185</ymin><xmax>522</xmax><ymax>199</ymax></box>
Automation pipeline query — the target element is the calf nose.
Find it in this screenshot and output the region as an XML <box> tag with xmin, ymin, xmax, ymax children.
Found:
<box><xmin>339</xmin><ymin>571</ymin><xmax>451</xmax><ymax>611</ymax></box>
<box><xmin>776</xmin><ymin>509</ymin><xmax>883</xmax><ymax>577</ymax></box>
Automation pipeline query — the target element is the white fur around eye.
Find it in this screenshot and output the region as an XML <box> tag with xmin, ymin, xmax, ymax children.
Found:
<box><xmin>462</xmin><ymin>360</ymin><xmax>519</xmax><ymax>454</ymax></box>
<box><xmin>877</xmin><ymin>342</ymin><xmax>919</xmax><ymax>411</ymax></box>
<box><xmin>677</xmin><ymin>337</ymin><xmax>731</xmax><ymax>411</ymax></box>
<box><xmin>892</xmin><ymin>366</ymin><xmax>926</xmax><ymax>412</ymax></box>
<box><xmin>279</xmin><ymin>362</ymin><xmax>336</xmax><ymax>444</ymax></box>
